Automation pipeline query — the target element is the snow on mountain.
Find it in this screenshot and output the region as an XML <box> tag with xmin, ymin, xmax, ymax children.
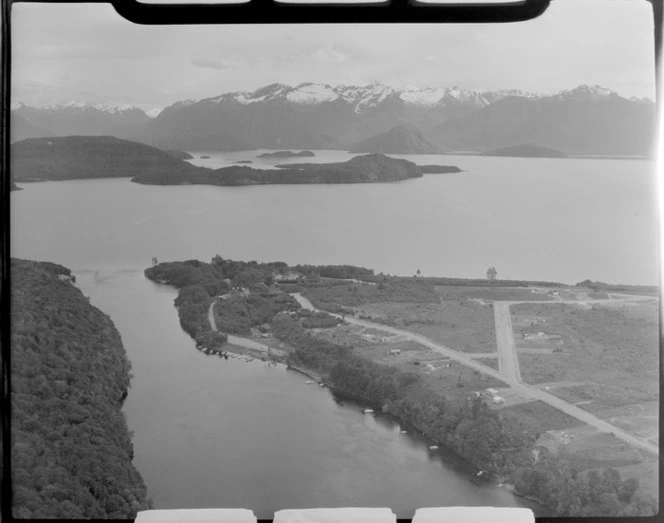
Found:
<box><xmin>336</xmin><ymin>83</ymin><xmax>396</xmax><ymax>113</ymax></box>
<box><xmin>146</xmin><ymin>108</ymin><xmax>163</xmax><ymax>118</ymax></box>
<box><xmin>286</xmin><ymin>83</ymin><xmax>339</xmax><ymax>104</ymax></box>
<box><xmin>32</xmin><ymin>101</ymin><xmax>147</xmax><ymax>115</ymax></box>
<box><xmin>552</xmin><ymin>84</ymin><xmax>617</xmax><ymax>101</ymax></box>
<box><xmin>399</xmin><ymin>86</ymin><xmax>539</xmax><ymax>108</ymax></box>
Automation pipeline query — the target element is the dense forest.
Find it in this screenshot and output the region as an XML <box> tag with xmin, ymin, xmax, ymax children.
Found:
<box><xmin>10</xmin><ymin>259</ymin><xmax>152</xmax><ymax>518</ymax></box>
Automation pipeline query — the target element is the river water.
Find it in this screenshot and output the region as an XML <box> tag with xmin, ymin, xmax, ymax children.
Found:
<box><xmin>11</xmin><ymin>150</ymin><xmax>655</xmax><ymax>517</ymax></box>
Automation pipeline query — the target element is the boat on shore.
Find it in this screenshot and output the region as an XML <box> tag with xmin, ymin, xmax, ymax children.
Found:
<box><xmin>429</xmin><ymin>445</ymin><xmax>438</xmax><ymax>450</ymax></box>
<box><xmin>363</xmin><ymin>408</ymin><xmax>374</xmax><ymax>414</ymax></box>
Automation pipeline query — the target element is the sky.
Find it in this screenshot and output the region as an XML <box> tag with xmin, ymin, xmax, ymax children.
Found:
<box><xmin>11</xmin><ymin>0</ymin><xmax>656</xmax><ymax>112</ymax></box>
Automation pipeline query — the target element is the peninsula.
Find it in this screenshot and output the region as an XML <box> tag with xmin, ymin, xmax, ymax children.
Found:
<box><xmin>481</xmin><ymin>143</ymin><xmax>567</xmax><ymax>158</ymax></box>
<box><xmin>11</xmin><ymin>136</ymin><xmax>201</xmax><ymax>181</ymax></box>
<box><xmin>164</xmin><ymin>149</ymin><xmax>194</xmax><ymax>160</ymax></box>
<box><xmin>146</xmin><ymin>255</ymin><xmax>657</xmax><ymax>518</ymax></box>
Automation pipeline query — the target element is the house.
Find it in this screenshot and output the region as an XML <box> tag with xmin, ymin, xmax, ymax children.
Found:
<box><xmin>389</xmin><ymin>349</ymin><xmax>401</xmax><ymax>355</ymax></box>
<box><xmin>426</xmin><ymin>364</ymin><xmax>436</xmax><ymax>371</ymax></box>
<box><xmin>485</xmin><ymin>388</ymin><xmax>499</xmax><ymax>397</ymax></box>
<box><xmin>492</xmin><ymin>396</ymin><xmax>505</xmax><ymax>405</ymax></box>
<box><xmin>274</xmin><ymin>272</ymin><xmax>300</xmax><ymax>283</ymax></box>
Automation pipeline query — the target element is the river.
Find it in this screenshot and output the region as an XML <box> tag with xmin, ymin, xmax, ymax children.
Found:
<box><xmin>11</xmin><ymin>151</ymin><xmax>655</xmax><ymax>517</ymax></box>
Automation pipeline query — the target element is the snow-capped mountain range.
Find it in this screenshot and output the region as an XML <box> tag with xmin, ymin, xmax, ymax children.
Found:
<box><xmin>171</xmin><ymin>82</ymin><xmax>616</xmax><ymax>113</ymax></box>
<box><xmin>11</xmin><ymin>83</ymin><xmax>631</xmax><ymax>119</ymax></box>
<box><xmin>11</xmin><ymin>83</ymin><xmax>655</xmax><ymax>156</ymax></box>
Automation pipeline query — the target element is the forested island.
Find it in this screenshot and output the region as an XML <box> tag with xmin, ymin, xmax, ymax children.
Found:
<box><xmin>11</xmin><ymin>258</ymin><xmax>152</xmax><ymax>518</ymax></box>
<box><xmin>481</xmin><ymin>143</ymin><xmax>567</xmax><ymax>158</ymax></box>
<box><xmin>133</xmin><ymin>153</ymin><xmax>423</xmax><ymax>185</ymax></box>
<box><xmin>145</xmin><ymin>256</ymin><xmax>654</xmax><ymax>517</ymax></box>
<box><xmin>257</xmin><ymin>150</ymin><xmax>315</xmax><ymax>158</ymax></box>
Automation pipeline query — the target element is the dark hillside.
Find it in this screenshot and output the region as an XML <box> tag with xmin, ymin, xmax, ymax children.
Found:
<box><xmin>10</xmin><ymin>258</ymin><xmax>152</xmax><ymax>518</ymax></box>
<box><xmin>11</xmin><ymin>136</ymin><xmax>204</xmax><ymax>181</ymax></box>
<box><xmin>349</xmin><ymin>124</ymin><xmax>442</xmax><ymax>154</ymax></box>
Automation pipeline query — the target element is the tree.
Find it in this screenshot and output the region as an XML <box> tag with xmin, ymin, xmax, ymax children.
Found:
<box><xmin>486</xmin><ymin>267</ymin><xmax>497</xmax><ymax>281</ymax></box>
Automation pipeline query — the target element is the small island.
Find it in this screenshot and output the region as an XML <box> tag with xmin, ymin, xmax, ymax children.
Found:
<box><xmin>10</xmin><ymin>181</ymin><xmax>22</xmax><ymax>191</ymax></box>
<box><xmin>257</xmin><ymin>150</ymin><xmax>315</xmax><ymax>158</ymax></box>
<box><xmin>234</xmin><ymin>160</ymin><xmax>253</xmax><ymax>164</ymax></box>
<box><xmin>200</xmin><ymin>155</ymin><xmax>211</xmax><ymax>159</ymax></box>
<box><xmin>481</xmin><ymin>143</ymin><xmax>567</xmax><ymax>158</ymax></box>
<box><xmin>418</xmin><ymin>165</ymin><xmax>463</xmax><ymax>174</ymax></box>
<box><xmin>164</xmin><ymin>149</ymin><xmax>194</xmax><ymax>160</ymax></box>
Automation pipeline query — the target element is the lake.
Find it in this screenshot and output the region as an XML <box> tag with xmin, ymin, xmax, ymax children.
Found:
<box><xmin>10</xmin><ymin>151</ymin><xmax>656</xmax><ymax>517</ymax></box>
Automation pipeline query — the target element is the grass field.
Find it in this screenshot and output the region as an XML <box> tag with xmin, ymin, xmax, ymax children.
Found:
<box><xmin>310</xmin><ymin>324</ymin><xmax>505</xmax><ymax>400</ymax></box>
<box><xmin>501</xmin><ymin>400</ymin><xmax>585</xmax><ymax>434</ymax></box>
<box><xmin>512</xmin><ymin>301</ymin><xmax>659</xmax><ymax>410</ymax></box>
<box><xmin>435</xmin><ymin>285</ymin><xmax>557</xmax><ymax>302</ymax></box>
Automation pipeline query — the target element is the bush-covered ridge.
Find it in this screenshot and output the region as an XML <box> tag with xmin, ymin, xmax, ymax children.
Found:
<box><xmin>10</xmin><ymin>258</ymin><xmax>152</xmax><ymax>518</ymax></box>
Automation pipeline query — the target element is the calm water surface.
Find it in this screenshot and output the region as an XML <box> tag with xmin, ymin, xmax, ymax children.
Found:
<box><xmin>11</xmin><ymin>151</ymin><xmax>654</xmax><ymax>517</ymax></box>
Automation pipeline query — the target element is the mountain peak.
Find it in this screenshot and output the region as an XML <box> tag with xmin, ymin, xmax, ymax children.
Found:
<box><xmin>554</xmin><ymin>84</ymin><xmax>616</xmax><ymax>100</ymax></box>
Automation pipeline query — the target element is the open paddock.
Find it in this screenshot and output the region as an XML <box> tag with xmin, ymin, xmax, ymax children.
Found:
<box><xmin>435</xmin><ymin>285</ymin><xmax>558</xmax><ymax>302</ymax></box>
<box><xmin>511</xmin><ymin>302</ymin><xmax>658</xmax><ymax>410</ymax></box>
<box><xmin>500</xmin><ymin>400</ymin><xmax>585</xmax><ymax>434</ymax></box>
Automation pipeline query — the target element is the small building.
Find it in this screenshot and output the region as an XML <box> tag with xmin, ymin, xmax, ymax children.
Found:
<box><xmin>274</xmin><ymin>272</ymin><xmax>300</xmax><ymax>283</ymax></box>
<box><xmin>492</xmin><ymin>396</ymin><xmax>505</xmax><ymax>405</ymax></box>
<box><xmin>426</xmin><ymin>364</ymin><xmax>436</xmax><ymax>371</ymax></box>
<box><xmin>485</xmin><ymin>388</ymin><xmax>499</xmax><ymax>397</ymax></box>
<box><xmin>389</xmin><ymin>349</ymin><xmax>401</xmax><ymax>355</ymax></box>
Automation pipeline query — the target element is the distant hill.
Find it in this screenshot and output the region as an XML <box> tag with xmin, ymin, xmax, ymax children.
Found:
<box><xmin>10</xmin><ymin>113</ymin><xmax>53</xmax><ymax>143</ymax></box>
<box><xmin>12</xmin><ymin>102</ymin><xmax>151</xmax><ymax>138</ymax></box>
<box><xmin>132</xmin><ymin>153</ymin><xmax>422</xmax><ymax>186</ymax></box>
<box><xmin>349</xmin><ymin>124</ymin><xmax>442</xmax><ymax>154</ymax></box>
<box><xmin>430</xmin><ymin>86</ymin><xmax>656</xmax><ymax>156</ymax></box>
<box><xmin>164</xmin><ymin>149</ymin><xmax>194</xmax><ymax>160</ymax></box>
<box><xmin>11</xmin><ymin>136</ymin><xmax>204</xmax><ymax>182</ymax></box>
<box><xmin>481</xmin><ymin>143</ymin><xmax>567</xmax><ymax>158</ymax></box>
<box><xmin>257</xmin><ymin>150</ymin><xmax>315</xmax><ymax>158</ymax></box>
<box><xmin>10</xmin><ymin>258</ymin><xmax>152</xmax><ymax>518</ymax></box>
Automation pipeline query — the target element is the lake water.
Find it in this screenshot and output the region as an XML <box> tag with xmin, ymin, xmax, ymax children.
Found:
<box><xmin>10</xmin><ymin>150</ymin><xmax>656</xmax><ymax>517</ymax></box>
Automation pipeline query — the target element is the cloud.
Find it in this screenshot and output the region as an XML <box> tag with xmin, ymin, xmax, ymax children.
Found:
<box><xmin>190</xmin><ymin>57</ymin><xmax>245</xmax><ymax>70</ymax></box>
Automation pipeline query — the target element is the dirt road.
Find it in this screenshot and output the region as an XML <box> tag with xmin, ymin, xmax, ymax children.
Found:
<box><xmin>292</xmin><ymin>293</ymin><xmax>659</xmax><ymax>455</ymax></box>
<box><xmin>493</xmin><ymin>302</ymin><xmax>522</xmax><ymax>382</ymax></box>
